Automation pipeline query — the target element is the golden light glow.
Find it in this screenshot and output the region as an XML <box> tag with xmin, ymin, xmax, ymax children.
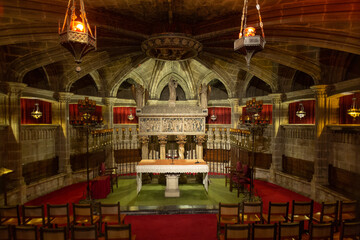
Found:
<box><xmin>72</xmin><ymin>21</ymin><xmax>85</xmax><ymax>32</ymax></box>
<box><xmin>244</xmin><ymin>27</ymin><xmax>256</xmax><ymax>37</ymax></box>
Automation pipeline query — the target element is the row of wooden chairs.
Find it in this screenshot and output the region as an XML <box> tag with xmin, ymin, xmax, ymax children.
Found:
<box><xmin>0</xmin><ymin>202</ymin><xmax>126</xmax><ymax>230</ymax></box>
<box><xmin>217</xmin><ymin>200</ymin><xmax>358</xmax><ymax>236</ymax></box>
<box><xmin>220</xmin><ymin>221</ymin><xmax>360</xmax><ymax>240</ymax></box>
<box><xmin>0</xmin><ymin>224</ymin><xmax>135</xmax><ymax>240</ymax></box>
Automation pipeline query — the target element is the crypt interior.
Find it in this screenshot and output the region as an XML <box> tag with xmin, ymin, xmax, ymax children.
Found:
<box><xmin>0</xmin><ymin>0</ymin><xmax>360</xmax><ymax>209</ymax></box>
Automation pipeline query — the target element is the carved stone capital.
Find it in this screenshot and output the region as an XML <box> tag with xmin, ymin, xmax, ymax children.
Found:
<box><xmin>103</xmin><ymin>97</ymin><xmax>117</xmax><ymax>106</ymax></box>
<box><xmin>176</xmin><ymin>135</ymin><xmax>187</xmax><ymax>145</ymax></box>
<box><xmin>269</xmin><ymin>93</ymin><xmax>285</xmax><ymax>105</ymax></box>
<box><xmin>56</xmin><ymin>92</ymin><xmax>74</xmax><ymax>103</ymax></box>
<box><xmin>0</xmin><ymin>82</ymin><xmax>27</xmax><ymax>97</ymax></box>
<box><xmin>138</xmin><ymin>136</ymin><xmax>149</xmax><ymax>144</ymax></box>
<box><xmin>195</xmin><ymin>135</ymin><xmax>206</xmax><ymax>145</ymax></box>
<box><xmin>310</xmin><ymin>85</ymin><xmax>330</xmax><ymax>99</ymax></box>
<box><xmin>158</xmin><ymin>135</ymin><xmax>167</xmax><ymax>145</ymax></box>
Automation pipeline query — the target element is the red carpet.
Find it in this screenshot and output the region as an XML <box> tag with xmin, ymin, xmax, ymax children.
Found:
<box><xmin>124</xmin><ymin>214</ymin><xmax>217</xmax><ymax>240</ymax></box>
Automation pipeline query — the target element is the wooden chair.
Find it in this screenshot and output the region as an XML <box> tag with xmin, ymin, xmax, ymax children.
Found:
<box><xmin>230</xmin><ymin>165</ymin><xmax>251</xmax><ymax>197</ymax></box>
<box><xmin>105</xmin><ymin>224</ymin><xmax>136</xmax><ymax>240</ymax></box>
<box><xmin>0</xmin><ymin>225</ymin><xmax>11</xmax><ymax>240</ymax></box>
<box><xmin>309</xmin><ymin>222</ymin><xmax>334</xmax><ymax>240</ymax></box>
<box><xmin>252</xmin><ymin>223</ymin><xmax>277</xmax><ymax>240</ymax></box>
<box><xmin>339</xmin><ymin>201</ymin><xmax>358</xmax><ymax>224</ymax></box>
<box><xmin>288</xmin><ymin>200</ymin><xmax>313</xmax><ymax>232</ymax></box>
<box><xmin>240</xmin><ymin>201</ymin><xmax>263</xmax><ymax>223</ymax></box>
<box><xmin>219</xmin><ymin>224</ymin><xmax>250</xmax><ymax>240</ymax></box>
<box><xmin>313</xmin><ymin>201</ymin><xmax>339</xmax><ymax>224</ymax></box>
<box><xmin>263</xmin><ymin>202</ymin><xmax>289</xmax><ymax>223</ymax></box>
<box><xmin>72</xmin><ymin>225</ymin><xmax>98</xmax><ymax>240</ymax></box>
<box><xmin>278</xmin><ymin>222</ymin><xmax>302</xmax><ymax>240</ymax></box>
<box><xmin>47</xmin><ymin>203</ymin><xmax>73</xmax><ymax>228</ymax></box>
<box><xmin>0</xmin><ymin>205</ymin><xmax>21</xmax><ymax>226</ymax></box>
<box><xmin>339</xmin><ymin>221</ymin><xmax>360</xmax><ymax>240</ymax></box>
<box><xmin>14</xmin><ymin>226</ymin><xmax>38</xmax><ymax>240</ymax></box>
<box><xmin>105</xmin><ymin>167</ymin><xmax>118</xmax><ymax>192</ymax></box>
<box><xmin>226</xmin><ymin>161</ymin><xmax>242</xmax><ymax>187</ymax></box>
<box><xmin>100</xmin><ymin>202</ymin><xmax>126</xmax><ymax>229</ymax></box>
<box><xmin>73</xmin><ymin>204</ymin><xmax>100</xmax><ymax>226</ymax></box>
<box><xmin>217</xmin><ymin>203</ymin><xmax>241</xmax><ymax>236</ymax></box>
<box><xmin>40</xmin><ymin>227</ymin><xmax>68</xmax><ymax>240</ymax></box>
<box><xmin>22</xmin><ymin>205</ymin><xmax>46</xmax><ymax>226</ymax></box>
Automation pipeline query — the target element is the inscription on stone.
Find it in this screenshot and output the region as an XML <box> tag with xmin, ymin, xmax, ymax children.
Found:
<box><xmin>139</xmin><ymin>117</ymin><xmax>205</xmax><ymax>135</ymax></box>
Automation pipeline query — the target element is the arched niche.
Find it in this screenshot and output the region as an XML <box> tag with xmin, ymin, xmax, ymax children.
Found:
<box><xmin>70</xmin><ymin>74</ymin><xmax>99</xmax><ymax>97</ymax></box>
<box><xmin>154</xmin><ymin>73</ymin><xmax>192</xmax><ymax>100</ymax></box>
<box><xmin>22</xmin><ymin>67</ymin><xmax>50</xmax><ymax>90</ymax></box>
<box><xmin>110</xmin><ymin>72</ymin><xmax>145</xmax><ymax>97</ymax></box>
<box><xmin>159</xmin><ymin>84</ymin><xmax>186</xmax><ymax>101</ymax></box>
<box><xmin>292</xmin><ymin>71</ymin><xmax>315</xmax><ymax>91</ymax></box>
<box><xmin>208</xmin><ymin>79</ymin><xmax>229</xmax><ymax>100</ymax></box>
<box><xmin>345</xmin><ymin>55</ymin><xmax>360</xmax><ymax>81</ymax></box>
<box><xmin>199</xmin><ymin>72</ymin><xmax>232</xmax><ymax>98</ymax></box>
<box><xmin>116</xmin><ymin>78</ymin><xmax>137</xmax><ymax>99</ymax></box>
<box><xmin>245</xmin><ymin>76</ymin><xmax>272</xmax><ymax>98</ymax></box>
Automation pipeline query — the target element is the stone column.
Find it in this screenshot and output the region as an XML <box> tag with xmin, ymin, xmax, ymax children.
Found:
<box><xmin>158</xmin><ymin>135</ymin><xmax>167</xmax><ymax>160</ymax></box>
<box><xmin>103</xmin><ymin>98</ymin><xmax>116</xmax><ymax>168</ymax></box>
<box><xmin>268</xmin><ymin>93</ymin><xmax>286</xmax><ymax>183</ymax></box>
<box><xmin>0</xmin><ymin>82</ymin><xmax>27</xmax><ymax>204</ymax></box>
<box><xmin>195</xmin><ymin>135</ymin><xmax>206</xmax><ymax>159</ymax></box>
<box><xmin>176</xmin><ymin>135</ymin><xmax>187</xmax><ymax>159</ymax></box>
<box><xmin>55</xmin><ymin>92</ymin><xmax>73</xmax><ymax>185</ymax></box>
<box><xmin>229</xmin><ymin>98</ymin><xmax>241</xmax><ymax>128</ymax></box>
<box><xmin>310</xmin><ymin>85</ymin><xmax>330</xmax><ymax>197</ymax></box>
<box><xmin>139</xmin><ymin>136</ymin><xmax>149</xmax><ymax>159</ymax></box>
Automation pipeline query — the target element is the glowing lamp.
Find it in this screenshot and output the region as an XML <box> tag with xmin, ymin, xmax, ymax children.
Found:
<box><xmin>244</xmin><ymin>27</ymin><xmax>256</xmax><ymax>37</ymax></box>
<box><xmin>72</xmin><ymin>21</ymin><xmax>85</xmax><ymax>32</ymax></box>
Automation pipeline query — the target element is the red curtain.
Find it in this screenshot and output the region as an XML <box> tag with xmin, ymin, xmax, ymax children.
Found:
<box><xmin>242</xmin><ymin>105</ymin><xmax>273</xmax><ymax>124</ymax></box>
<box><xmin>206</xmin><ymin>107</ymin><xmax>231</xmax><ymax>124</ymax></box>
<box><xmin>113</xmin><ymin>107</ymin><xmax>138</xmax><ymax>124</ymax></box>
<box><xmin>21</xmin><ymin>99</ymin><xmax>52</xmax><ymax>124</ymax></box>
<box><xmin>69</xmin><ymin>104</ymin><xmax>103</xmax><ymax>122</ymax></box>
<box><xmin>288</xmin><ymin>100</ymin><xmax>315</xmax><ymax>124</ymax></box>
<box><xmin>339</xmin><ymin>94</ymin><xmax>360</xmax><ymax>124</ymax></box>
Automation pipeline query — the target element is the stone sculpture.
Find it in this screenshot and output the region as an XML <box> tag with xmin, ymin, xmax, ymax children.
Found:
<box><xmin>168</xmin><ymin>79</ymin><xmax>178</xmax><ymax>105</ymax></box>
<box><xmin>131</xmin><ymin>84</ymin><xmax>145</xmax><ymax>109</ymax></box>
<box><xmin>199</xmin><ymin>83</ymin><xmax>211</xmax><ymax>109</ymax></box>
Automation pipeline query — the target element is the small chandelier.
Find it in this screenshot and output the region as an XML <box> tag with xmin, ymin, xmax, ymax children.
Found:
<box><xmin>59</xmin><ymin>0</ymin><xmax>97</xmax><ymax>72</ymax></box>
<box><xmin>210</xmin><ymin>108</ymin><xmax>217</xmax><ymax>121</ymax></box>
<box><xmin>31</xmin><ymin>103</ymin><xmax>42</xmax><ymax>119</ymax></box>
<box><xmin>296</xmin><ymin>103</ymin><xmax>306</xmax><ymax>119</ymax></box>
<box><xmin>347</xmin><ymin>97</ymin><xmax>360</xmax><ymax>119</ymax></box>
<box><xmin>128</xmin><ymin>109</ymin><xmax>134</xmax><ymax>121</ymax></box>
<box><xmin>234</xmin><ymin>0</ymin><xmax>265</xmax><ymax>67</ymax></box>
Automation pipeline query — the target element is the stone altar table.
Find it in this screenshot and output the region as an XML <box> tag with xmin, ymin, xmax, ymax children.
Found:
<box><xmin>135</xmin><ymin>159</ymin><xmax>209</xmax><ymax>197</ymax></box>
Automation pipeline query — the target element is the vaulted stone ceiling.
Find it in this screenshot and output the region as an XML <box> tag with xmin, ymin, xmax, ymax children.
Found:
<box><xmin>1</xmin><ymin>0</ymin><xmax>359</xmax><ymax>100</ymax></box>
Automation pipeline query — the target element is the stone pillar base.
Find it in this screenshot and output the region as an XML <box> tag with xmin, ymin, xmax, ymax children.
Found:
<box><xmin>165</xmin><ymin>174</ymin><xmax>180</xmax><ymax>197</ymax></box>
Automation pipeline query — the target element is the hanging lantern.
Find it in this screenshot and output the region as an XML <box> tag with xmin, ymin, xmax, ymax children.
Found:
<box><xmin>234</xmin><ymin>0</ymin><xmax>265</xmax><ymax>67</ymax></box>
<box><xmin>210</xmin><ymin>108</ymin><xmax>217</xmax><ymax>121</ymax></box>
<box><xmin>128</xmin><ymin>108</ymin><xmax>135</xmax><ymax>121</ymax></box>
<box><xmin>347</xmin><ymin>97</ymin><xmax>360</xmax><ymax>119</ymax></box>
<box><xmin>296</xmin><ymin>103</ymin><xmax>306</xmax><ymax>119</ymax></box>
<box><xmin>31</xmin><ymin>103</ymin><xmax>42</xmax><ymax>119</ymax></box>
<box><xmin>59</xmin><ymin>0</ymin><xmax>97</xmax><ymax>72</ymax></box>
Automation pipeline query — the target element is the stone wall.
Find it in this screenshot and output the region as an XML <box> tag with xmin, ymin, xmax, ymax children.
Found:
<box><xmin>282</xmin><ymin>125</ymin><xmax>315</xmax><ymax>161</ymax></box>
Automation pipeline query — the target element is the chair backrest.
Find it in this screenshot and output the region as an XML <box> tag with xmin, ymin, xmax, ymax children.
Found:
<box><xmin>219</xmin><ymin>203</ymin><xmax>241</xmax><ymax>223</ymax></box>
<box><xmin>72</xmin><ymin>225</ymin><xmax>98</xmax><ymax>240</ymax></box>
<box><xmin>320</xmin><ymin>201</ymin><xmax>339</xmax><ymax>223</ymax></box>
<box><xmin>236</xmin><ymin>162</ymin><xmax>243</xmax><ymax>172</ymax></box>
<box><xmin>309</xmin><ymin>222</ymin><xmax>333</xmax><ymax>240</ymax></box>
<box><xmin>14</xmin><ymin>226</ymin><xmax>38</xmax><ymax>240</ymax></box>
<box><xmin>339</xmin><ymin>200</ymin><xmax>357</xmax><ymax>223</ymax></box>
<box><xmin>291</xmin><ymin>200</ymin><xmax>314</xmax><ymax>222</ymax></box>
<box><xmin>224</xmin><ymin>224</ymin><xmax>250</xmax><ymax>240</ymax></box>
<box><xmin>0</xmin><ymin>225</ymin><xmax>11</xmax><ymax>240</ymax></box>
<box><xmin>40</xmin><ymin>227</ymin><xmax>67</xmax><ymax>240</ymax></box>
<box><xmin>243</xmin><ymin>165</ymin><xmax>249</xmax><ymax>177</ymax></box>
<box><xmin>278</xmin><ymin>222</ymin><xmax>301</xmax><ymax>240</ymax></box>
<box><xmin>0</xmin><ymin>205</ymin><xmax>21</xmax><ymax>225</ymax></box>
<box><xmin>105</xmin><ymin>224</ymin><xmax>132</xmax><ymax>240</ymax></box>
<box><xmin>241</xmin><ymin>202</ymin><xmax>263</xmax><ymax>223</ymax></box>
<box><xmin>73</xmin><ymin>204</ymin><xmax>94</xmax><ymax>224</ymax></box>
<box><xmin>22</xmin><ymin>205</ymin><xmax>45</xmax><ymax>225</ymax></box>
<box><xmin>100</xmin><ymin>202</ymin><xmax>121</xmax><ymax>223</ymax></box>
<box><xmin>47</xmin><ymin>203</ymin><xmax>70</xmax><ymax>224</ymax></box>
<box><xmin>252</xmin><ymin>223</ymin><xmax>277</xmax><ymax>240</ymax></box>
<box><xmin>268</xmin><ymin>202</ymin><xmax>289</xmax><ymax>222</ymax></box>
<box><xmin>340</xmin><ymin>221</ymin><xmax>360</xmax><ymax>240</ymax></box>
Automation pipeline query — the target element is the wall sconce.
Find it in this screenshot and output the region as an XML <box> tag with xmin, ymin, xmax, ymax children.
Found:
<box><xmin>296</xmin><ymin>103</ymin><xmax>306</xmax><ymax>119</ymax></box>
<box><xmin>210</xmin><ymin>108</ymin><xmax>217</xmax><ymax>121</ymax></box>
<box><xmin>31</xmin><ymin>103</ymin><xmax>42</xmax><ymax>119</ymax></box>
<box><xmin>128</xmin><ymin>108</ymin><xmax>134</xmax><ymax>121</ymax></box>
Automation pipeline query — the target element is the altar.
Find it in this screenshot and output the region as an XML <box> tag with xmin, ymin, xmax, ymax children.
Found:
<box><xmin>136</xmin><ymin>159</ymin><xmax>209</xmax><ymax>197</ymax></box>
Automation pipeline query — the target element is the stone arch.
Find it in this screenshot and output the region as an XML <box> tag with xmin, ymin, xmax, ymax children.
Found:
<box><xmin>65</xmin><ymin>70</ymin><xmax>103</xmax><ymax>94</ymax></box>
<box><xmin>110</xmin><ymin>71</ymin><xmax>145</xmax><ymax>97</ymax></box>
<box><xmin>154</xmin><ymin>73</ymin><xmax>192</xmax><ymax>100</ymax></box>
<box><xmin>68</xmin><ymin>73</ymin><xmax>100</xmax><ymax>97</ymax></box>
<box><xmin>243</xmin><ymin>75</ymin><xmax>273</xmax><ymax>98</ymax></box>
<box><xmin>199</xmin><ymin>72</ymin><xmax>232</xmax><ymax>98</ymax></box>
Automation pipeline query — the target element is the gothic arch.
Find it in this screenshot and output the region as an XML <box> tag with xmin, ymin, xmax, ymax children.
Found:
<box><xmin>153</xmin><ymin>73</ymin><xmax>192</xmax><ymax>100</ymax></box>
